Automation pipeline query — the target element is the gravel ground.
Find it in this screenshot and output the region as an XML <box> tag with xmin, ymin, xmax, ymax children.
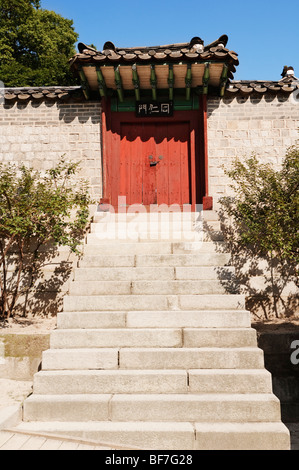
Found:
<box><xmin>0</xmin><ymin>379</ymin><xmax>33</xmax><ymax>410</ymax></box>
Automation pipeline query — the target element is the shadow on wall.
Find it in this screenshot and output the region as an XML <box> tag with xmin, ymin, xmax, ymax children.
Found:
<box><xmin>202</xmin><ymin>216</ymin><xmax>299</xmax><ymax>321</ymax></box>
<box><xmin>207</xmin><ymin>93</ymin><xmax>290</xmax><ymax>118</ymax></box>
<box><xmin>2</xmin><ymin>241</ymin><xmax>75</xmax><ymax>318</ymax></box>
<box><xmin>3</xmin><ymin>100</ymin><xmax>101</xmax><ymax>125</ymax></box>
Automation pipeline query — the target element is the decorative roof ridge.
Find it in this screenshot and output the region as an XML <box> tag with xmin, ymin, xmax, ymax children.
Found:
<box><xmin>4</xmin><ymin>86</ymin><xmax>82</xmax><ymax>91</ymax></box>
<box><xmin>2</xmin><ymin>86</ymin><xmax>85</xmax><ymax>103</ymax></box>
<box><xmin>78</xmin><ymin>35</ymin><xmax>229</xmax><ymax>55</ymax></box>
<box><xmin>226</xmin><ymin>74</ymin><xmax>298</xmax><ymax>96</ymax></box>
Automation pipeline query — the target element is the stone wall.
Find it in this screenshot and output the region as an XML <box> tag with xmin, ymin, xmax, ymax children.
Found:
<box><xmin>1</xmin><ymin>94</ymin><xmax>298</xmax><ymax>207</ymax></box>
<box><xmin>0</xmin><ymin>100</ymin><xmax>102</xmax><ymax>199</ymax></box>
<box><xmin>207</xmin><ymin>93</ymin><xmax>299</xmax><ymax>208</ymax></box>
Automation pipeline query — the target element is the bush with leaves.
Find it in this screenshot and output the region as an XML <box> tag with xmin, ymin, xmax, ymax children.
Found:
<box><xmin>219</xmin><ymin>144</ymin><xmax>299</xmax><ymax>318</ymax></box>
<box><xmin>0</xmin><ymin>158</ymin><xmax>92</xmax><ymax>320</ymax></box>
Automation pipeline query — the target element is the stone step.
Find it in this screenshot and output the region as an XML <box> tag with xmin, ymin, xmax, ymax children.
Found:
<box><xmin>63</xmin><ymin>294</ymin><xmax>245</xmax><ymax>312</ymax></box>
<box><xmin>89</xmin><ymin>222</ymin><xmax>207</xmax><ymax>232</ymax></box>
<box><xmin>23</xmin><ymin>393</ymin><xmax>281</xmax><ymax>423</ymax></box>
<box><xmin>119</xmin><ymin>347</ymin><xmax>264</xmax><ymax>370</ymax></box>
<box><xmin>49</xmin><ymin>328</ymin><xmax>256</xmax><ymax>349</ymax></box>
<box><xmin>78</xmin><ymin>252</ymin><xmax>231</xmax><ymax>268</ymax></box>
<box><xmin>32</xmin><ymin>369</ymin><xmax>273</xmax><ymax>395</ymax></box>
<box><xmin>68</xmin><ymin>280</ymin><xmax>236</xmax><ymax>296</ymax></box>
<box><xmin>93</xmin><ymin>209</ymin><xmax>219</xmax><ymax>223</ymax></box>
<box><xmin>135</xmin><ymin>253</ymin><xmax>231</xmax><ymax>267</ymax></box>
<box><xmin>57</xmin><ymin>310</ymin><xmax>251</xmax><ymax>330</ymax></box>
<box><xmin>194</xmin><ymin>422</ymin><xmax>290</xmax><ymax>451</ymax></box>
<box><xmin>83</xmin><ymin>241</ymin><xmax>226</xmax><ymax>254</ymax></box>
<box><xmin>87</xmin><ymin>229</ymin><xmax>221</xmax><ymax>242</ymax></box>
<box><xmin>42</xmin><ymin>347</ymin><xmax>264</xmax><ymax>370</ymax></box>
<box><xmin>50</xmin><ymin>328</ymin><xmax>182</xmax><ymax>349</ymax></box>
<box><xmin>42</xmin><ymin>348</ymin><xmax>120</xmax><ymax>371</ymax></box>
<box><xmin>109</xmin><ymin>393</ymin><xmax>282</xmax><ymax>423</ymax></box>
<box><xmin>15</xmin><ymin>420</ymin><xmax>290</xmax><ymax>450</ymax></box>
<box><xmin>85</xmin><ymin>231</ymin><xmax>224</xmax><ymax>242</ymax></box>
<box><xmin>73</xmin><ymin>266</ymin><xmax>235</xmax><ymax>282</ymax></box>
<box><xmin>33</xmin><ymin>370</ymin><xmax>188</xmax><ymax>394</ymax></box>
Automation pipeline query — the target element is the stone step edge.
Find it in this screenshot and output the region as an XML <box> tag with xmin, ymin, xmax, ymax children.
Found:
<box><xmin>41</xmin><ymin>347</ymin><xmax>263</xmax><ymax>353</ymax></box>
<box><xmin>24</xmin><ymin>393</ymin><xmax>280</xmax><ymax>401</ymax></box>
<box><xmin>16</xmin><ymin>421</ymin><xmax>289</xmax><ymax>437</ymax></box>
<box><xmin>14</xmin><ymin>421</ymin><xmax>290</xmax><ymax>450</ymax></box>
<box><xmin>57</xmin><ymin>309</ymin><xmax>251</xmax><ymax>314</ymax></box>
<box><xmin>4</xmin><ymin>427</ymin><xmax>141</xmax><ymax>451</ymax></box>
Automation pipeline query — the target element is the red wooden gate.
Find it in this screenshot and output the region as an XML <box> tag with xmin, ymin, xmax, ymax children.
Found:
<box><xmin>120</xmin><ymin>122</ymin><xmax>190</xmax><ymax>206</ymax></box>
<box><xmin>101</xmin><ymin>102</ymin><xmax>206</xmax><ymax>209</ymax></box>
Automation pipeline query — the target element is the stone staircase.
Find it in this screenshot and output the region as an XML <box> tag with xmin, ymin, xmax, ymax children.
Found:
<box><xmin>15</xmin><ymin>210</ymin><xmax>290</xmax><ymax>450</ymax></box>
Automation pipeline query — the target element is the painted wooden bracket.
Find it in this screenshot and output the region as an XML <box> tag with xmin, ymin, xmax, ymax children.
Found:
<box><xmin>96</xmin><ymin>67</ymin><xmax>107</xmax><ymax>98</ymax></box>
<box><xmin>219</xmin><ymin>64</ymin><xmax>229</xmax><ymax>97</ymax></box>
<box><xmin>202</xmin><ymin>63</ymin><xmax>210</xmax><ymax>95</ymax></box>
<box><xmin>114</xmin><ymin>66</ymin><xmax>124</xmax><ymax>102</ymax></box>
<box><xmin>185</xmin><ymin>63</ymin><xmax>192</xmax><ymax>101</ymax></box>
<box><xmin>132</xmin><ymin>64</ymin><xmax>140</xmax><ymax>102</ymax></box>
<box><xmin>77</xmin><ymin>66</ymin><xmax>91</xmax><ymax>100</ymax></box>
<box><xmin>168</xmin><ymin>64</ymin><xmax>174</xmax><ymax>100</ymax></box>
<box><xmin>150</xmin><ymin>65</ymin><xmax>157</xmax><ymax>101</ymax></box>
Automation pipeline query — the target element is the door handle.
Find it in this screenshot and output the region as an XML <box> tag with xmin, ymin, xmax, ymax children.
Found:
<box><xmin>149</xmin><ymin>155</ymin><xmax>163</xmax><ymax>167</ymax></box>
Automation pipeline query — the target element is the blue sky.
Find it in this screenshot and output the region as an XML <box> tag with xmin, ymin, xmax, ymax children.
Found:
<box><xmin>42</xmin><ymin>0</ymin><xmax>299</xmax><ymax>81</ymax></box>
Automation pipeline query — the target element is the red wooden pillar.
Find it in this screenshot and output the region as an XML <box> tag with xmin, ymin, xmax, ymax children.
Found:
<box><xmin>202</xmin><ymin>94</ymin><xmax>213</xmax><ymax>210</ymax></box>
<box><xmin>99</xmin><ymin>97</ymin><xmax>110</xmax><ymax>206</ymax></box>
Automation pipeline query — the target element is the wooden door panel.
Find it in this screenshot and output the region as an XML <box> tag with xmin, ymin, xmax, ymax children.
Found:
<box><xmin>142</xmin><ymin>124</ymin><xmax>156</xmax><ymax>205</ymax></box>
<box><xmin>120</xmin><ymin>121</ymin><xmax>191</xmax><ymax>206</ymax></box>
<box><xmin>155</xmin><ymin>124</ymin><xmax>169</xmax><ymax>205</ymax></box>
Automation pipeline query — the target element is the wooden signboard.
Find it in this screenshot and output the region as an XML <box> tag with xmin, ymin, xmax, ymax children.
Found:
<box><xmin>136</xmin><ymin>101</ymin><xmax>173</xmax><ymax>117</ymax></box>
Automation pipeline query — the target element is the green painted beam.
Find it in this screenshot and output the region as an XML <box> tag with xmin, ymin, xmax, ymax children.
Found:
<box><xmin>219</xmin><ymin>64</ymin><xmax>229</xmax><ymax>97</ymax></box>
<box><xmin>202</xmin><ymin>62</ymin><xmax>210</xmax><ymax>95</ymax></box>
<box><xmin>132</xmin><ymin>64</ymin><xmax>140</xmax><ymax>102</ymax></box>
<box><xmin>77</xmin><ymin>66</ymin><xmax>91</xmax><ymax>100</ymax></box>
<box><xmin>150</xmin><ymin>65</ymin><xmax>157</xmax><ymax>101</ymax></box>
<box><xmin>168</xmin><ymin>64</ymin><xmax>174</xmax><ymax>100</ymax></box>
<box><xmin>185</xmin><ymin>63</ymin><xmax>192</xmax><ymax>101</ymax></box>
<box><xmin>114</xmin><ymin>66</ymin><xmax>124</xmax><ymax>102</ymax></box>
<box><xmin>96</xmin><ymin>67</ymin><xmax>107</xmax><ymax>98</ymax></box>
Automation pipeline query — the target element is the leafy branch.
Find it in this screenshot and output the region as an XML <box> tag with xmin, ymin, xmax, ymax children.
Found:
<box><xmin>219</xmin><ymin>144</ymin><xmax>299</xmax><ymax>319</ymax></box>
<box><xmin>0</xmin><ymin>157</ymin><xmax>93</xmax><ymax>320</ymax></box>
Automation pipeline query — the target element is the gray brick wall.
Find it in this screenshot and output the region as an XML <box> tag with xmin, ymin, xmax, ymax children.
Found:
<box><xmin>207</xmin><ymin>94</ymin><xmax>299</xmax><ymax>207</ymax></box>
<box><xmin>1</xmin><ymin>94</ymin><xmax>298</xmax><ymax>207</ymax></box>
<box><xmin>0</xmin><ymin>100</ymin><xmax>102</xmax><ymax>199</ymax></box>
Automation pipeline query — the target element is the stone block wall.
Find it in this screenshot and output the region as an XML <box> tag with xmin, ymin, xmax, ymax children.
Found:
<box><xmin>207</xmin><ymin>93</ymin><xmax>299</xmax><ymax>208</ymax></box>
<box><xmin>0</xmin><ymin>100</ymin><xmax>102</xmax><ymax>199</ymax></box>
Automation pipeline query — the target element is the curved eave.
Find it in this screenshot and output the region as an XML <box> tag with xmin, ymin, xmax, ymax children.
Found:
<box><xmin>225</xmin><ymin>79</ymin><xmax>299</xmax><ymax>97</ymax></box>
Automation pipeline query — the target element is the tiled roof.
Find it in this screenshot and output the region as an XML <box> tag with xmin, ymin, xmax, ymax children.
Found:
<box><xmin>2</xmin><ymin>70</ymin><xmax>297</xmax><ymax>103</ymax></box>
<box><xmin>226</xmin><ymin>73</ymin><xmax>298</xmax><ymax>96</ymax></box>
<box><xmin>2</xmin><ymin>86</ymin><xmax>84</xmax><ymax>103</ymax></box>
<box><xmin>70</xmin><ymin>35</ymin><xmax>239</xmax><ymax>79</ymax></box>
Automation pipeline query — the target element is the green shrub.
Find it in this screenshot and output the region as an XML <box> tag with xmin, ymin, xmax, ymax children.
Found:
<box><xmin>219</xmin><ymin>144</ymin><xmax>299</xmax><ymax>318</ymax></box>
<box><xmin>0</xmin><ymin>158</ymin><xmax>92</xmax><ymax>320</ymax></box>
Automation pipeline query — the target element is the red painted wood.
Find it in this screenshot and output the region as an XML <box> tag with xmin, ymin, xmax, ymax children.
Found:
<box><xmin>202</xmin><ymin>95</ymin><xmax>212</xmax><ymax>208</ymax></box>
<box><xmin>155</xmin><ymin>123</ymin><xmax>167</xmax><ymax>205</ymax></box>
<box><xmin>101</xmin><ymin>108</ymin><xmax>206</xmax><ymax>209</ymax></box>
<box><xmin>119</xmin><ymin>122</ymin><xmax>190</xmax><ymax>206</ymax></box>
